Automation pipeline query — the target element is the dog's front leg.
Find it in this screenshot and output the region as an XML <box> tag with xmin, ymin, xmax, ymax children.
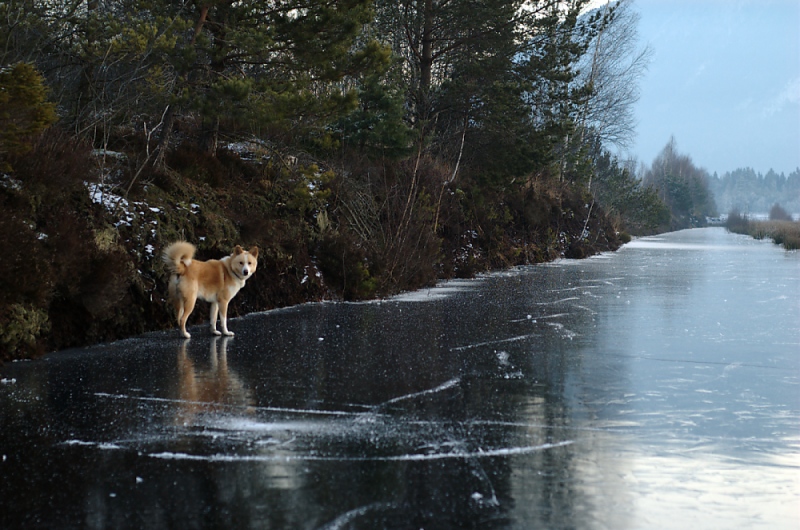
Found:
<box><xmin>218</xmin><ymin>300</ymin><xmax>234</xmax><ymax>336</ymax></box>
<box><xmin>210</xmin><ymin>302</ymin><xmax>221</xmax><ymax>335</ymax></box>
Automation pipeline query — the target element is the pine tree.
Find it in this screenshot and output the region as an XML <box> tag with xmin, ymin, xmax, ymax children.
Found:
<box><xmin>0</xmin><ymin>63</ymin><xmax>57</xmax><ymax>171</ymax></box>
<box><xmin>372</xmin><ymin>0</ymin><xmax>600</xmax><ymax>187</ymax></box>
<box><xmin>146</xmin><ymin>0</ymin><xmax>386</xmax><ymax>158</ymax></box>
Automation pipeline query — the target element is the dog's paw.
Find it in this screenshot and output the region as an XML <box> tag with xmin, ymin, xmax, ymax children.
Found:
<box><xmin>211</xmin><ymin>329</ymin><xmax>221</xmax><ymax>336</ymax></box>
<box><xmin>182</xmin><ymin>331</ymin><xmax>191</xmax><ymax>339</ymax></box>
<box><xmin>223</xmin><ymin>330</ymin><xmax>235</xmax><ymax>336</ymax></box>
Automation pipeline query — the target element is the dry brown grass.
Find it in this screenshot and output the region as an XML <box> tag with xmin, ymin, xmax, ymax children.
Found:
<box><xmin>750</xmin><ymin>220</ymin><xmax>800</xmax><ymax>250</ymax></box>
<box><xmin>726</xmin><ymin>212</ymin><xmax>800</xmax><ymax>250</ymax></box>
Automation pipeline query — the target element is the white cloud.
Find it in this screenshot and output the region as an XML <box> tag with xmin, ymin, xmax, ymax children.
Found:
<box><xmin>734</xmin><ymin>97</ymin><xmax>754</xmax><ymax>112</ymax></box>
<box><xmin>761</xmin><ymin>77</ymin><xmax>800</xmax><ymax>117</ymax></box>
<box><xmin>681</xmin><ymin>62</ymin><xmax>707</xmax><ymax>90</ymax></box>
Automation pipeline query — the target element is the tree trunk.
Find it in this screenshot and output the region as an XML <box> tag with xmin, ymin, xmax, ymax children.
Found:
<box><xmin>200</xmin><ymin>116</ymin><xmax>219</xmax><ymax>156</ymax></box>
<box><xmin>417</xmin><ymin>0</ymin><xmax>434</xmax><ymax>124</ymax></box>
<box><xmin>152</xmin><ymin>105</ymin><xmax>176</xmax><ymax>169</ymax></box>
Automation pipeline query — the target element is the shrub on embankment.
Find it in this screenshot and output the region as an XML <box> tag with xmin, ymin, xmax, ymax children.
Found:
<box><xmin>725</xmin><ymin>209</ymin><xmax>800</xmax><ymax>250</ymax></box>
<box><xmin>0</xmin><ymin>126</ymin><xmax>624</xmax><ymax>363</ymax></box>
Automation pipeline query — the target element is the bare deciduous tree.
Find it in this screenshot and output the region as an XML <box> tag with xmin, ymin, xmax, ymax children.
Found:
<box><xmin>577</xmin><ymin>0</ymin><xmax>651</xmax><ymax>149</ymax></box>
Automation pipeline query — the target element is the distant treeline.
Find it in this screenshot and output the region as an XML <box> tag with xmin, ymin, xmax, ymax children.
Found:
<box><xmin>638</xmin><ymin>137</ymin><xmax>717</xmax><ymax>229</ymax></box>
<box><xmin>710</xmin><ymin>167</ymin><xmax>800</xmax><ymax>215</ymax></box>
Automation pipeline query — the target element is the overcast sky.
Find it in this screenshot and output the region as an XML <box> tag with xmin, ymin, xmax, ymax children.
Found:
<box><xmin>623</xmin><ymin>0</ymin><xmax>800</xmax><ymax>176</ymax></box>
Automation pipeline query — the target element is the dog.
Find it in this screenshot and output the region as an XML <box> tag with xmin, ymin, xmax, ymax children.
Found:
<box><xmin>163</xmin><ymin>241</ymin><xmax>258</xmax><ymax>338</ymax></box>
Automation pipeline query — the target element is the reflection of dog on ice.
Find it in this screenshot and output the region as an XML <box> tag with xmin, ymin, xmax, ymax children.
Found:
<box><xmin>162</xmin><ymin>241</ymin><xmax>258</xmax><ymax>338</ymax></box>
<box><xmin>176</xmin><ymin>337</ymin><xmax>253</xmax><ymax>425</ymax></box>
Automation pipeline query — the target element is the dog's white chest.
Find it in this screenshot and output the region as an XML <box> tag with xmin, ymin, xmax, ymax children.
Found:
<box><xmin>227</xmin><ymin>283</ymin><xmax>242</xmax><ymax>299</ymax></box>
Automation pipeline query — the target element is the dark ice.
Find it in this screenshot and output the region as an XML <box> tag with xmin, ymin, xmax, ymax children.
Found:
<box><xmin>1</xmin><ymin>228</ymin><xmax>798</xmax><ymax>529</ymax></box>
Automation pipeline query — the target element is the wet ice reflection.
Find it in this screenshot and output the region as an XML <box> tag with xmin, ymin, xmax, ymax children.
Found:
<box><xmin>1</xmin><ymin>228</ymin><xmax>798</xmax><ymax>529</ymax></box>
<box><xmin>175</xmin><ymin>337</ymin><xmax>255</xmax><ymax>426</ymax></box>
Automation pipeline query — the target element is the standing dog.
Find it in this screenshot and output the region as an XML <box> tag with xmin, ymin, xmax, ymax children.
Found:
<box><xmin>163</xmin><ymin>241</ymin><xmax>258</xmax><ymax>338</ymax></box>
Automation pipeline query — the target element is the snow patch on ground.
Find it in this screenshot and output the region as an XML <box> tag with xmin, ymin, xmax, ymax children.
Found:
<box><xmin>1</xmin><ymin>174</ymin><xmax>22</xmax><ymax>191</ymax></box>
<box><xmin>84</xmin><ymin>182</ymin><xmax>202</xmax><ymax>266</ymax></box>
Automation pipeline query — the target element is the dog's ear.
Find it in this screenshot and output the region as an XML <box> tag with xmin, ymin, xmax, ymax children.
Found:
<box><xmin>249</xmin><ymin>246</ymin><xmax>258</xmax><ymax>259</ymax></box>
<box><xmin>233</xmin><ymin>245</ymin><xmax>243</xmax><ymax>255</ymax></box>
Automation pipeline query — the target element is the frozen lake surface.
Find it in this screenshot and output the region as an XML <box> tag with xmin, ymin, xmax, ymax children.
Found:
<box><xmin>1</xmin><ymin>228</ymin><xmax>798</xmax><ymax>529</ymax></box>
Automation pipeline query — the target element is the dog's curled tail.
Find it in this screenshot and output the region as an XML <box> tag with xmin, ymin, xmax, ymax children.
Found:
<box><xmin>163</xmin><ymin>241</ymin><xmax>196</xmax><ymax>276</ymax></box>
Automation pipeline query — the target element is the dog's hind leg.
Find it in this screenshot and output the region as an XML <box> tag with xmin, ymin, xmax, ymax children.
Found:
<box><xmin>170</xmin><ymin>276</ymin><xmax>188</xmax><ymax>337</ymax></box>
<box><xmin>209</xmin><ymin>302</ymin><xmax>221</xmax><ymax>336</ymax></box>
<box><xmin>176</xmin><ymin>303</ymin><xmax>185</xmax><ymax>333</ymax></box>
<box><xmin>179</xmin><ymin>296</ymin><xmax>196</xmax><ymax>339</ymax></box>
<box><xmin>218</xmin><ymin>299</ymin><xmax>234</xmax><ymax>336</ymax></box>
